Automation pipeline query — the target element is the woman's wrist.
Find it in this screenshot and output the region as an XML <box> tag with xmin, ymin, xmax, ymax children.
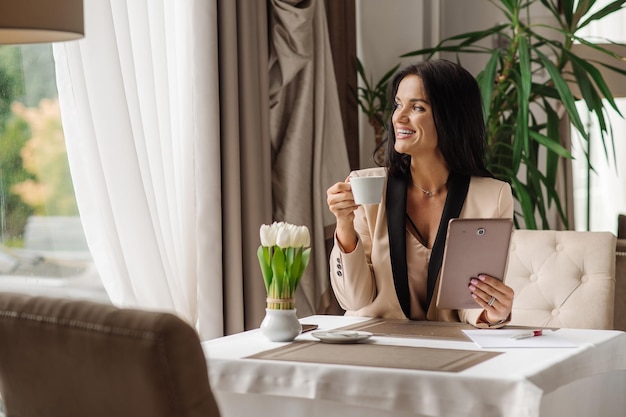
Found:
<box><xmin>480</xmin><ymin>310</ymin><xmax>508</xmax><ymax>327</ymax></box>
<box><xmin>335</xmin><ymin>221</ymin><xmax>357</xmax><ymax>253</ymax></box>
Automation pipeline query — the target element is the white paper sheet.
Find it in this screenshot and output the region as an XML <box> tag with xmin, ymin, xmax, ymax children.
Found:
<box><xmin>462</xmin><ymin>329</ymin><xmax>578</xmax><ymax>348</ymax></box>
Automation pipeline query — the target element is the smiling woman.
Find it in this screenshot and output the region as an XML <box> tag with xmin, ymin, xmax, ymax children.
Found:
<box><xmin>326</xmin><ymin>60</ymin><xmax>515</xmax><ymax>328</ymax></box>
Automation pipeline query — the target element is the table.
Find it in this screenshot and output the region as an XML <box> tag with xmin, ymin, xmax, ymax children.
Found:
<box><xmin>201</xmin><ymin>315</ymin><xmax>626</xmax><ymax>417</ymax></box>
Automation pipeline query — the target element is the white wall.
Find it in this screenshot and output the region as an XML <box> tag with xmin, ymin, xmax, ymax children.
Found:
<box><xmin>439</xmin><ymin>0</ymin><xmax>501</xmax><ymax>73</ymax></box>
<box><xmin>355</xmin><ymin>0</ymin><xmax>427</xmax><ymax>168</ymax></box>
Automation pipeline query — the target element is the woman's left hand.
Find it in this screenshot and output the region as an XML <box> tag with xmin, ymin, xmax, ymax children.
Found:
<box><xmin>468</xmin><ymin>274</ymin><xmax>514</xmax><ymax>323</ymax></box>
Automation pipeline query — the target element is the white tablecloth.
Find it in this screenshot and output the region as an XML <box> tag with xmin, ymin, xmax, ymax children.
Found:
<box><xmin>202</xmin><ymin>315</ymin><xmax>626</xmax><ymax>417</ymax></box>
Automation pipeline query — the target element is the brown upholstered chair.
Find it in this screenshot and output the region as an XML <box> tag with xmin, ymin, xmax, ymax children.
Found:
<box><xmin>506</xmin><ymin>230</ymin><xmax>616</xmax><ymax>329</ymax></box>
<box><xmin>0</xmin><ymin>292</ymin><xmax>220</xmax><ymax>417</ymax></box>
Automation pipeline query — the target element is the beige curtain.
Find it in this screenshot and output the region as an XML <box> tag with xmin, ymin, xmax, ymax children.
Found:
<box><xmin>218</xmin><ymin>0</ymin><xmax>351</xmax><ymax>332</ymax></box>
<box><xmin>55</xmin><ymin>0</ymin><xmax>348</xmax><ymax>337</ymax></box>
<box><xmin>268</xmin><ymin>0</ymin><xmax>350</xmax><ymax>317</ymax></box>
<box><xmin>218</xmin><ymin>0</ymin><xmax>273</xmax><ymax>334</ymax></box>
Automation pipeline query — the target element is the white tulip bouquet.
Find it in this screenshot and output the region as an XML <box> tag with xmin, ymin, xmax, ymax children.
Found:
<box><xmin>257</xmin><ymin>222</ymin><xmax>312</xmax><ymax>310</ymax></box>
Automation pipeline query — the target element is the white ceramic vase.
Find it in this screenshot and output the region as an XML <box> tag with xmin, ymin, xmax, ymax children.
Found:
<box><xmin>260</xmin><ymin>308</ymin><xmax>302</xmax><ymax>342</ymax></box>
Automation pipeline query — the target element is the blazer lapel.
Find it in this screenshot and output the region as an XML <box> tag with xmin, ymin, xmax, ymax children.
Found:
<box><xmin>426</xmin><ymin>173</ymin><xmax>470</xmax><ymax>310</ymax></box>
<box><xmin>387</xmin><ymin>172</ymin><xmax>470</xmax><ymax>316</ymax></box>
<box><xmin>386</xmin><ymin>175</ymin><xmax>410</xmax><ymax>317</ymax></box>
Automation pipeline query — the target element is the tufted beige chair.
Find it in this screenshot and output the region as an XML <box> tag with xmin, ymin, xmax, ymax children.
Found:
<box><xmin>505</xmin><ymin>230</ymin><xmax>616</xmax><ymax>330</ymax></box>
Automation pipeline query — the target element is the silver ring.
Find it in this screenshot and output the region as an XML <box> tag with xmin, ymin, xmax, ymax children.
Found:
<box><xmin>487</xmin><ymin>296</ymin><xmax>496</xmax><ymax>307</ymax></box>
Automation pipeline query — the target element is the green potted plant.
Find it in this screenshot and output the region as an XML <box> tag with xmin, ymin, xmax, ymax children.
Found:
<box><xmin>401</xmin><ymin>0</ymin><xmax>626</xmax><ymax>229</ymax></box>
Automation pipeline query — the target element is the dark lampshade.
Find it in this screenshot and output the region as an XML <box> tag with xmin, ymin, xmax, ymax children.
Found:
<box><xmin>0</xmin><ymin>0</ymin><xmax>84</xmax><ymax>44</ymax></box>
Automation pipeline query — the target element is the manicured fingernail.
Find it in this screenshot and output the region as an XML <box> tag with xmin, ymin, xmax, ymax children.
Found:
<box><xmin>470</xmin><ymin>279</ymin><xmax>478</xmax><ymax>285</ymax></box>
<box><xmin>469</xmin><ymin>285</ymin><xmax>476</xmax><ymax>291</ymax></box>
<box><xmin>478</xmin><ymin>275</ymin><xmax>486</xmax><ymax>281</ymax></box>
<box><xmin>471</xmin><ymin>293</ymin><xmax>477</xmax><ymax>299</ymax></box>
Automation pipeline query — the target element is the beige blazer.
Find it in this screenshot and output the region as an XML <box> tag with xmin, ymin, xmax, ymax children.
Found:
<box><xmin>329</xmin><ymin>167</ymin><xmax>514</xmax><ymax>327</ymax></box>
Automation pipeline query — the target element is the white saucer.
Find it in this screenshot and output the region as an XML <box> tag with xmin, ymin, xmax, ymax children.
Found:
<box><xmin>311</xmin><ymin>330</ymin><xmax>373</xmax><ymax>344</ymax></box>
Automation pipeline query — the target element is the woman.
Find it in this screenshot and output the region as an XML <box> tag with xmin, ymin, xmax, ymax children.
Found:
<box><xmin>326</xmin><ymin>60</ymin><xmax>514</xmax><ymax>327</ymax></box>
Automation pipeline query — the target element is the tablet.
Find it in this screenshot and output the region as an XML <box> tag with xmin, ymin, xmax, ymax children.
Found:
<box><xmin>435</xmin><ymin>218</ymin><xmax>514</xmax><ymax>310</ymax></box>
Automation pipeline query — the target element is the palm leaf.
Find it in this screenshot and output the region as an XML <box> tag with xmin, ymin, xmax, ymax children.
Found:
<box><xmin>528</xmin><ymin>131</ymin><xmax>573</xmax><ymax>158</ymax></box>
<box><xmin>375</xmin><ymin>64</ymin><xmax>400</xmax><ymax>90</ymax></box>
<box><xmin>498</xmin><ymin>0</ymin><xmax>517</xmax><ymax>13</ymax></box>
<box><xmin>401</xmin><ymin>25</ymin><xmax>508</xmax><ymax>58</ymax></box>
<box><xmin>477</xmin><ymin>50</ymin><xmax>500</xmax><ymax>121</ymax></box>
<box><xmin>543</xmin><ymin>101</ymin><xmax>561</xmax><ymax>202</ymax></box>
<box><xmin>560</xmin><ymin>0</ymin><xmax>576</xmax><ymax>27</ymax></box>
<box><xmin>535</xmin><ymin>49</ymin><xmax>587</xmax><ymax>138</ymax></box>
<box><xmin>539</xmin><ymin>0</ymin><xmax>564</xmax><ymax>19</ymax></box>
<box><xmin>510</xmin><ymin>177</ymin><xmax>537</xmax><ymax>229</ymax></box>
<box><xmin>517</xmin><ymin>35</ymin><xmax>532</xmax><ymax>155</ymax></box>
<box><xmin>387</xmin><ymin>0</ymin><xmax>626</xmax><ymax>229</ymax></box>
<box><xmin>566</xmin><ymin>49</ymin><xmax>622</xmax><ymax>115</ymax></box>
<box><xmin>579</xmin><ymin>0</ymin><xmax>626</xmax><ymax>29</ymax></box>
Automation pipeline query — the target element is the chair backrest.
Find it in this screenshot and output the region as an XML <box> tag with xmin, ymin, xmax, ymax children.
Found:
<box><xmin>505</xmin><ymin>230</ymin><xmax>616</xmax><ymax>329</ymax></box>
<box><xmin>0</xmin><ymin>292</ymin><xmax>220</xmax><ymax>417</ymax></box>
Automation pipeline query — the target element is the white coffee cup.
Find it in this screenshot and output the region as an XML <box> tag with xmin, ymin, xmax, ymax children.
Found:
<box><xmin>350</xmin><ymin>176</ymin><xmax>385</xmax><ymax>204</ymax></box>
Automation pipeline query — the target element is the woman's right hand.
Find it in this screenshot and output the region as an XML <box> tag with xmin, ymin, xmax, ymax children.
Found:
<box><xmin>327</xmin><ymin>180</ymin><xmax>358</xmax><ymax>222</ymax></box>
<box><xmin>326</xmin><ymin>180</ymin><xmax>359</xmax><ymax>252</ymax></box>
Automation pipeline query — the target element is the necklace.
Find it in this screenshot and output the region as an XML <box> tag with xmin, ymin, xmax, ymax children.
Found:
<box><xmin>412</xmin><ymin>181</ymin><xmax>447</xmax><ymax>197</ymax></box>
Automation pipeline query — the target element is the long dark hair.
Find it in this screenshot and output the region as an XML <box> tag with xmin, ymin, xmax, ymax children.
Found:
<box><xmin>378</xmin><ymin>59</ymin><xmax>492</xmax><ymax>180</ymax></box>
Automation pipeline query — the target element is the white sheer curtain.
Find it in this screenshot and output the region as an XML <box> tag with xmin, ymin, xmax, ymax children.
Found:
<box><xmin>53</xmin><ymin>0</ymin><xmax>223</xmax><ymax>339</ymax></box>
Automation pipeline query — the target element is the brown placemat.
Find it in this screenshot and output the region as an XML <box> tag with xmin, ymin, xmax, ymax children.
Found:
<box><xmin>338</xmin><ymin>318</ymin><xmax>473</xmax><ymax>342</ymax></box>
<box><xmin>248</xmin><ymin>341</ymin><xmax>500</xmax><ymax>372</ymax></box>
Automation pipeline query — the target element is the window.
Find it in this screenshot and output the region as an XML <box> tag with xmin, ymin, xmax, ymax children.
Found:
<box><xmin>572</xmin><ymin>99</ymin><xmax>626</xmax><ymax>232</ymax></box>
<box><xmin>0</xmin><ymin>43</ymin><xmax>107</xmax><ymax>302</ymax></box>
<box><xmin>571</xmin><ymin>2</ymin><xmax>626</xmax><ymax>234</ymax></box>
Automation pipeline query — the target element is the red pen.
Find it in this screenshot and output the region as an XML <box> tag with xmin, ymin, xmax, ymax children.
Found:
<box><xmin>510</xmin><ymin>329</ymin><xmax>543</xmax><ymax>340</ymax></box>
